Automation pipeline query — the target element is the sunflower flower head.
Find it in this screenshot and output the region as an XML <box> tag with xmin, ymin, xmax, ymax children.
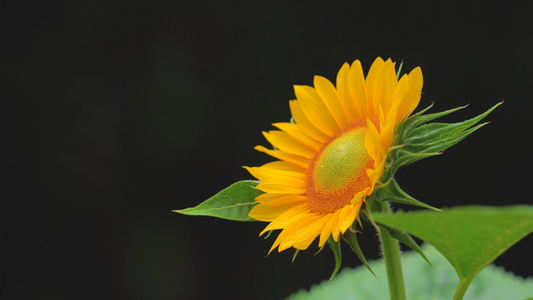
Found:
<box><xmin>245</xmin><ymin>57</ymin><xmax>423</xmax><ymax>253</ymax></box>
<box><xmin>176</xmin><ymin>56</ymin><xmax>500</xmax><ymax>282</ymax></box>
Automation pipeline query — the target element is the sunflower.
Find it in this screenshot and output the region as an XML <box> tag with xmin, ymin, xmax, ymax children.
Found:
<box><xmin>245</xmin><ymin>57</ymin><xmax>423</xmax><ymax>253</ymax></box>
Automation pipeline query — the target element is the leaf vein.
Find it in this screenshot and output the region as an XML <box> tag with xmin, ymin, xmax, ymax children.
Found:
<box><xmin>193</xmin><ymin>201</ymin><xmax>257</xmax><ymax>213</ymax></box>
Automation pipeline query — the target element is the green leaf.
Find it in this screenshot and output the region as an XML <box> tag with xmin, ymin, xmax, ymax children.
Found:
<box><xmin>287</xmin><ymin>243</ymin><xmax>533</xmax><ymax>300</ymax></box>
<box><xmin>328</xmin><ymin>237</ymin><xmax>342</xmax><ymax>281</ymax></box>
<box><xmin>373</xmin><ymin>206</ymin><xmax>533</xmax><ymax>299</ymax></box>
<box><xmin>174</xmin><ymin>180</ymin><xmax>262</xmax><ymax>221</ymax></box>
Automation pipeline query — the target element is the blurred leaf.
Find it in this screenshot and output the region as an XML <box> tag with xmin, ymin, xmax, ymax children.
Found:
<box><xmin>373</xmin><ymin>206</ymin><xmax>533</xmax><ymax>299</ymax></box>
<box><xmin>287</xmin><ymin>244</ymin><xmax>533</xmax><ymax>300</ymax></box>
<box><xmin>174</xmin><ymin>180</ymin><xmax>262</xmax><ymax>221</ymax></box>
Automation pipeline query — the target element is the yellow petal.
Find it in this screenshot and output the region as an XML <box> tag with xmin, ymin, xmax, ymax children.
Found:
<box><xmin>339</xmin><ymin>202</ymin><xmax>362</xmax><ymax>233</ymax></box>
<box><xmin>255</xmin><ymin>192</ymin><xmax>289</xmax><ymax>202</ymax></box>
<box><xmin>262</xmin><ymin>130</ymin><xmax>316</xmax><ymax>158</ymax></box>
<box><xmin>289</xmin><ymin>100</ymin><xmax>329</xmax><ymax>143</ymax></box>
<box><xmin>255</xmin><ymin>145</ymin><xmax>310</xmax><ymax>169</ymax></box>
<box><xmin>329</xmin><ymin>209</ymin><xmax>342</xmax><ymax>241</ymax></box>
<box><xmin>257</xmin><ymin>160</ymin><xmax>305</xmax><ymax>173</ymax></box>
<box><xmin>379</xmin><ymin>59</ymin><xmax>398</xmax><ymax>113</ymax></box>
<box><xmin>288</xmin><ymin>214</ymin><xmax>329</xmax><ymax>250</ymax></box>
<box><xmin>244</xmin><ymin>167</ymin><xmax>305</xmax><ymax>190</ymax></box>
<box><xmin>314</xmin><ymin>75</ymin><xmax>348</xmax><ymax>128</ymax></box>
<box><xmin>294</xmin><ymin>85</ymin><xmax>338</xmax><ymax>135</ymax></box>
<box><xmin>273</xmin><ymin>122</ymin><xmax>322</xmax><ymax>152</ymax></box>
<box><xmin>318</xmin><ymin>213</ymin><xmax>335</xmax><ymax>247</ymax></box>
<box><xmin>350</xmin><ymin>187</ymin><xmax>369</xmax><ymax>205</ymax></box>
<box><xmin>244</xmin><ymin>165</ymin><xmax>304</xmax><ymax>181</ymax></box>
<box><xmin>380</xmin><ymin>118</ymin><xmax>396</xmax><ymax>150</ymax></box>
<box><xmin>367</xmin><ymin>158</ymin><xmax>386</xmax><ymax>191</ymax></box>
<box><xmin>256</xmin><ymin>182</ymin><xmax>306</xmax><ymax>194</ymax></box>
<box><xmin>365</xmin><ymin>57</ymin><xmax>385</xmax><ymax>116</ymax></box>
<box><xmin>249</xmin><ymin>194</ymin><xmax>307</xmax><ymax>221</ymax></box>
<box><xmin>347</xmin><ymin>60</ymin><xmax>368</xmax><ymax>118</ymax></box>
<box><xmin>398</xmin><ymin>67</ymin><xmax>423</xmax><ymax>119</ymax></box>
<box><xmin>277</xmin><ymin>215</ymin><xmax>318</xmax><ymax>251</ymax></box>
<box><xmin>390</xmin><ymin>73</ymin><xmax>409</xmax><ymax>121</ymax></box>
<box><xmin>364</xmin><ymin>119</ymin><xmax>382</xmax><ymax>160</ymax></box>
<box><xmin>261</xmin><ymin>204</ymin><xmax>310</xmax><ymax>235</ymax></box>
<box><xmin>336</xmin><ymin>63</ymin><xmax>359</xmax><ymax>124</ymax></box>
<box><xmin>369</xmin><ymin>59</ymin><xmax>397</xmax><ymax>117</ymax></box>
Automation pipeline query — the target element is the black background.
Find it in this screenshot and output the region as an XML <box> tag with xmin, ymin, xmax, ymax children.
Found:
<box><xmin>2</xmin><ymin>1</ymin><xmax>532</xmax><ymax>299</ymax></box>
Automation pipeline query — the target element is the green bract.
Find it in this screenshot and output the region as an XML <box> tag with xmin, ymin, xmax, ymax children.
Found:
<box><xmin>383</xmin><ymin>101</ymin><xmax>502</xmax><ymax>182</ymax></box>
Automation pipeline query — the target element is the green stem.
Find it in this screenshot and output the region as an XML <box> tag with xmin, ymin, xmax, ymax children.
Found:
<box><xmin>452</xmin><ymin>277</ymin><xmax>471</xmax><ymax>300</ymax></box>
<box><xmin>378</xmin><ymin>204</ymin><xmax>406</xmax><ymax>300</ymax></box>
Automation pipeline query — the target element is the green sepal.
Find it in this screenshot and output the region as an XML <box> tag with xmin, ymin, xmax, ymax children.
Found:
<box><xmin>396</xmin><ymin>60</ymin><xmax>403</xmax><ymax>80</ymax></box>
<box><xmin>292</xmin><ymin>249</ymin><xmax>300</xmax><ymax>263</ymax></box>
<box><xmin>361</xmin><ymin>197</ymin><xmax>382</xmax><ymax>231</ymax></box>
<box><xmin>387</xmin><ymin>151</ymin><xmax>441</xmax><ymax>177</ymax></box>
<box><xmin>378</xmin><ymin>223</ymin><xmax>434</xmax><ymax>270</ymax></box>
<box><xmin>400</xmin><ymin>105</ymin><xmax>466</xmax><ymax>138</ymax></box>
<box><xmin>405</xmin><ymin>102</ymin><xmax>501</xmax><ymax>145</ymax></box>
<box><xmin>342</xmin><ymin>231</ymin><xmax>379</xmax><ymax>281</ymax></box>
<box><xmin>174</xmin><ymin>180</ymin><xmax>262</xmax><ymax>221</ymax></box>
<box><xmin>327</xmin><ymin>237</ymin><xmax>342</xmax><ymax>281</ymax></box>
<box><xmin>263</xmin><ymin>230</ymin><xmax>273</xmax><ymax>239</ymax></box>
<box><xmin>366</xmin><ymin>192</ymin><xmax>383</xmax><ymax>213</ymax></box>
<box><xmin>416</xmin><ymin>122</ymin><xmax>488</xmax><ymax>154</ymax></box>
<box><xmin>388</xmin><ymin>102</ymin><xmax>502</xmax><ymax>175</ymax></box>
<box><xmin>378</xmin><ymin>179</ymin><xmax>441</xmax><ymax>212</ymax></box>
<box><xmin>403</xmin><ymin>119</ymin><xmax>488</xmax><ymax>155</ymax></box>
<box><xmin>407</xmin><ymin>102</ymin><xmax>500</xmax><ymax>151</ymax></box>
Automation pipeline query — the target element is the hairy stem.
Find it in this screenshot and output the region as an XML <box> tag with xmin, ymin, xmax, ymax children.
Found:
<box><xmin>378</xmin><ymin>204</ymin><xmax>406</xmax><ymax>300</ymax></box>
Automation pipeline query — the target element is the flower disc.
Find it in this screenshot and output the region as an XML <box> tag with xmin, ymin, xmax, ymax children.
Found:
<box><xmin>306</xmin><ymin>119</ymin><xmax>373</xmax><ymax>213</ymax></box>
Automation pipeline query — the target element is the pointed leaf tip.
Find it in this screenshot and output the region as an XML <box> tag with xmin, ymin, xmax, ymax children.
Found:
<box><xmin>379</xmin><ymin>224</ymin><xmax>434</xmax><ymax>270</ymax></box>
<box><xmin>328</xmin><ymin>237</ymin><xmax>342</xmax><ymax>281</ymax></box>
<box><xmin>292</xmin><ymin>249</ymin><xmax>300</xmax><ymax>263</ymax></box>
<box><xmin>379</xmin><ymin>179</ymin><xmax>441</xmax><ymax>212</ymax></box>
<box><xmin>175</xmin><ymin>180</ymin><xmax>262</xmax><ymax>222</ymax></box>
<box><xmin>343</xmin><ymin>231</ymin><xmax>380</xmax><ymax>281</ymax></box>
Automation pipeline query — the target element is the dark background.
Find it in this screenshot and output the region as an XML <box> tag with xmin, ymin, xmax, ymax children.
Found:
<box><xmin>2</xmin><ymin>1</ymin><xmax>532</xmax><ymax>299</ymax></box>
